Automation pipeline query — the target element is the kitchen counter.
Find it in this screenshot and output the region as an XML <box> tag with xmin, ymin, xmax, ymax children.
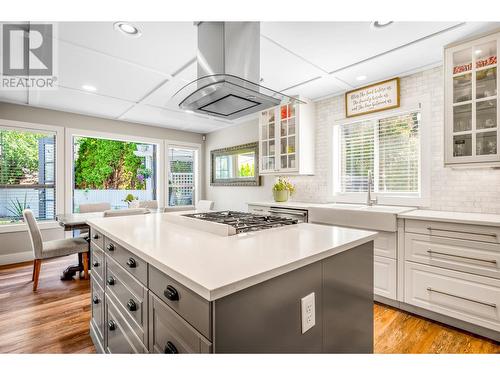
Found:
<box><xmin>398</xmin><ymin>209</ymin><xmax>500</xmax><ymax>227</ymax></box>
<box><xmin>87</xmin><ymin>212</ymin><xmax>377</xmax><ymax>301</ymax></box>
<box><xmin>248</xmin><ymin>200</ymin><xmax>416</xmax><ymax>214</ymax></box>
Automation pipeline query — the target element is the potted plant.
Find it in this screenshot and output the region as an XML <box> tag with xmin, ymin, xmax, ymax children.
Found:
<box><xmin>124</xmin><ymin>193</ymin><xmax>138</xmax><ymax>207</ymax></box>
<box><xmin>272</xmin><ymin>177</ymin><xmax>295</xmax><ymax>202</ymax></box>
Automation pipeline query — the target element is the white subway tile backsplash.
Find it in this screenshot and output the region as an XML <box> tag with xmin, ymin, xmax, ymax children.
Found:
<box><xmin>287</xmin><ymin>66</ymin><xmax>500</xmax><ymax>213</ymax></box>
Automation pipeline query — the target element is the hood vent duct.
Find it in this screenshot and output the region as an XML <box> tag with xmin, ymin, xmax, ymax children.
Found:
<box><xmin>173</xmin><ymin>22</ymin><xmax>302</xmax><ymax>120</ymax></box>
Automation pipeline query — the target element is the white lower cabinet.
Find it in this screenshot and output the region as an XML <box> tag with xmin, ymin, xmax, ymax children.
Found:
<box><xmin>374</xmin><ymin>255</ymin><xmax>397</xmax><ymax>300</ymax></box>
<box><xmin>404</xmin><ymin>262</ymin><xmax>500</xmax><ymax>332</ymax></box>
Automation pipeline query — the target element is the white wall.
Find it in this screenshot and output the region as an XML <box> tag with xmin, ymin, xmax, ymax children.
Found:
<box><xmin>206</xmin><ymin>66</ymin><xmax>500</xmax><ymax>214</ymax></box>
<box><xmin>0</xmin><ymin>102</ymin><xmax>205</xmax><ymax>264</ymax></box>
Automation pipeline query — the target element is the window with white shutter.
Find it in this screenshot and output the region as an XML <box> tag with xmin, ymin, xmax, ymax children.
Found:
<box><xmin>333</xmin><ymin>110</ymin><xmax>421</xmax><ymax>199</ymax></box>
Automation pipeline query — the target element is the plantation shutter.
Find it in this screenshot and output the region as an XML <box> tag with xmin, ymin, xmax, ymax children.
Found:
<box><xmin>378</xmin><ymin>112</ymin><xmax>420</xmax><ymax>193</ymax></box>
<box><xmin>338</xmin><ymin>110</ymin><xmax>420</xmax><ymax>195</ymax></box>
<box><xmin>168</xmin><ymin>147</ymin><xmax>195</xmax><ymax>206</ymax></box>
<box><xmin>0</xmin><ymin>128</ymin><xmax>56</xmax><ymax>223</ymax></box>
<box><xmin>340</xmin><ymin>119</ymin><xmax>374</xmax><ymax>192</ymax></box>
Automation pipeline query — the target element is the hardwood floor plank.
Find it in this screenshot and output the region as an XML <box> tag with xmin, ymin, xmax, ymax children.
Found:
<box><xmin>0</xmin><ymin>256</ymin><xmax>498</xmax><ymax>353</ymax></box>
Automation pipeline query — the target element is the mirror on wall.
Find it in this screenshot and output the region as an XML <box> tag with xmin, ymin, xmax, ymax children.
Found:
<box><xmin>210</xmin><ymin>142</ymin><xmax>261</xmax><ymax>186</ymax></box>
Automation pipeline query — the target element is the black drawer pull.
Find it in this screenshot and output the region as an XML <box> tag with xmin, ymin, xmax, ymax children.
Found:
<box><xmin>164</xmin><ymin>341</ymin><xmax>178</xmax><ymax>354</ymax></box>
<box><xmin>92</xmin><ymin>261</ymin><xmax>100</xmax><ymax>267</ymax></box>
<box><xmin>126</xmin><ymin>257</ymin><xmax>137</xmax><ymax>268</ymax></box>
<box><xmin>92</xmin><ymin>296</ymin><xmax>99</xmax><ymax>304</ymax></box>
<box><xmin>164</xmin><ymin>285</ymin><xmax>179</xmax><ymax>301</ymax></box>
<box><xmin>92</xmin><ymin>234</ymin><xmax>99</xmax><ymax>240</ymax></box>
<box><xmin>108</xmin><ymin>320</ymin><xmax>116</xmax><ymax>331</ymax></box>
<box><xmin>106</xmin><ymin>243</ymin><xmax>115</xmax><ymax>251</ymax></box>
<box><xmin>107</xmin><ymin>276</ymin><xmax>115</xmax><ymax>286</ymax></box>
<box><xmin>127</xmin><ymin>299</ymin><xmax>137</xmax><ymax>311</ymax></box>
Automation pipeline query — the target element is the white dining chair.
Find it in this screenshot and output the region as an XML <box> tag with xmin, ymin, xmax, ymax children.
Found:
<box><xmin>129</xmin><ymin>200</ymin><xmax>158</xmax><ymax>209</ymax></box>
<box><xmin>103</xmin><ymin>208</ymin><xmax>151</xmax><ymax>217</ymax></box>
<box><xmin>78</xmin><ymin>202</ymin><xmax>111</xmax><ymax>213</ymax></box>
<box><xmin>196</xmin><ymin>200</ymin><xmax>214</xmax><ymax>212</ymax></box>
<box><xmin>23</xmin><ymin>209</ymin><xmax>90</xmax><ymax>291</ymax></box>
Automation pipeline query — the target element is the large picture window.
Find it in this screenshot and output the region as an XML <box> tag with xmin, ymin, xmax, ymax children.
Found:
<box><xmin>72</xmin><ymin>136</ymin><xmax>157</xmax><ymax>212</ymax></box>
<box><xmin>0</xmin><ymin>127</ymin><xmax>56</xmax><ymax>224</ymax></box>
<box><xmin>167</xmin><ymin>146</ymin><xmax>197</xmax><ymax>207</ymax></box>
<box><xmin>333</xmin><ymin>110</ymin><xmax>421</xmax><ymax>199</ymax></box>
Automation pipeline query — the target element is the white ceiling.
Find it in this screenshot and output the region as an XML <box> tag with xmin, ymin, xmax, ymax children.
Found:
<box><xmin>1</xmin><ymin>21</ymin><xmax>499</xmax><ymax>133</ymax></box>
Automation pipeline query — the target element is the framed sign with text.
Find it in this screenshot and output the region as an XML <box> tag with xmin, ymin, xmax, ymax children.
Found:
<box><xmin>345</xmin><ymin>77</ymin><xmax>400</xmax><ymax>118</ymax></box>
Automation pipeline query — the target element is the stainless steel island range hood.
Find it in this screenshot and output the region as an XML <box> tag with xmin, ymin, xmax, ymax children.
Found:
<box><xmin>174</xmin><ymin>22</ymin><xmax>301</xmax><ymax>120</ymax></box>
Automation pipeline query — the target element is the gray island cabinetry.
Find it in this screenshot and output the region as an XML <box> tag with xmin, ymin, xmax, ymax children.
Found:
<box><xmin>87</xmin><ymin>214</ymin><xmax>376</xmax><ymax>354</ymax></box>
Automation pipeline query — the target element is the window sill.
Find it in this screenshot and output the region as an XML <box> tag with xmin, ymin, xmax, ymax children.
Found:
<box><xmin>0</xmin><ymin>221</ymin><xmax>61</xmax><ymax>234</ymax></box>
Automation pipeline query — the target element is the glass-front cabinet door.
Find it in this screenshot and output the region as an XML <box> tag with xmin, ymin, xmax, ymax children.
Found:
<box><xmin>445</xmin><ymin>32</ymin><xmax>499</xmax><ymax>165</ymax></box>
<box><xmin>259</xmin><ymin>108</ymin><xmax>276</xmax><ymax>173</ymax></box>
<box><xmin>278</xmin><ymin>103</ymin><xmax>298</xmax><ymax>172</ymax></box>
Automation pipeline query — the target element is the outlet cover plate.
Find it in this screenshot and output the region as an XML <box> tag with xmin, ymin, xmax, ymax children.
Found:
<box><xmin>301</xmin><ymin>292</ymin><xmax>315</xmax><ymax>334</ymax></box>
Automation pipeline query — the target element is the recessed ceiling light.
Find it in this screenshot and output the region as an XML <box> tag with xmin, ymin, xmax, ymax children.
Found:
<box><xmin>113</xmin><ymin>22</ymin><xmax>142</xmax><ymax>37</ymax></box>
<box><xmin>475</xmin><ymin>49</ymin><xmax>482</xmax><ymax>55</ymax></box>
<box><xmin>185</xmin><ymin>110</ymin><xmax>194</xmax><ymax>114</ymax></box>
<box><xmin>371</xmin><ymin>21</ymin><xmax>393</xmax><ymax>29</ymax></box>
<box><xmin>81</xmin><ymin>84</ymin><xmax>97</xmax><ymax>92</ymax></box>
<box><xmin>356</xmin><ymin>75</ymin><xmax>367</xmax><ymax>81</ymax></box>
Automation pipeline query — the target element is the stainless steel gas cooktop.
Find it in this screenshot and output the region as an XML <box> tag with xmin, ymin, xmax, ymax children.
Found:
<box><xmin>182</xmin><ymin>211</ymin><xmax>298</xmax><ymax>234</ymax></box>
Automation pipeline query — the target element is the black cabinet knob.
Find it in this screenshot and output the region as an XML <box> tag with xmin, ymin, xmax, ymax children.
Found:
<box><xmin>92</xmin><ymin>261</ymin><xmax>99</xmax><ymax>267</ymax></box>
<box><xmin>164</xmin><ymin>341</ymin><xmax>178</xmax><ymax>354</ymax></box>
<box><xmin>92</xmin><ymin>296</ymin><xmax>99</xmax><ymax>304</ymax></box>
<box><xmin>126</xmin><ymin>257</ymin><xmax>137</xmax><ymax>268</ymax></box>
<box><xmin>164</xmin><ymin>285</ymin><xmax>179</xmax><ymax>301</ymax></box>
<box><xmin>127</xmin><ymin>299</ymin><xmax>137</xmax><ymax>311</ymax></box>
<box><xmin>108</xmin><ymin>320</ymin><xmax>116</xmax><ymax>331</ymax></box>
<box><xmin>92</xmin><ymin>234</ymin><xmax>99</xmax><ymax>240</ymax></box>
<box><xmin>107</xmin><ymin>276</ymin><xmax>115</xmax><ymax>285</ymax></box>
<box><xmin>106</xmin><ymin>243</ymin><xmax>114</xmax><ymax>251</ymax></box>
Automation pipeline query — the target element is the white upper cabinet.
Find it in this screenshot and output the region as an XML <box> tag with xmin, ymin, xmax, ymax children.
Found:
<box><xmin>444</xmin><ymin>31</ymin><xmax>500</xmax><ymax>166</ymax></box>
<box><xmin>259</xmin><ymin>97</ymin><xmax>315</xmax><ymax>175</ymax></box>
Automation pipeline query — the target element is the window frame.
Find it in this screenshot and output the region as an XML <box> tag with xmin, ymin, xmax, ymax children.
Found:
<box><xmin>165</xmin><ymin>141</ymin><xmax>201</xmax><ymax>209</ymax></box>
<box><xmin>0</xmin><ymin>119</ymin><xmax>64</xmax><ymax>233</ymax></box>
<box><xmin>65</xmin><ymin>128</ymin><xmax>164</xmax><ymax>212</ymax></box>
<box><xmin>329</xmin><ymin>97</ymin><xmax>431</xmax><ymax>207</ymax></box>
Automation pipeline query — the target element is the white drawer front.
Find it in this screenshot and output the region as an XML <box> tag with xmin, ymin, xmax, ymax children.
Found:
<box><xmin>374</xmin><ymin>232</ymin><xmax>397</xmax><ymax>259</ymax></box>
<box><xmin>405</xmin><ymin>233</ymin><xmax>500</xmax><ymax>279</ymax></box>
<box><xmin>247</xmin><ymin>205</ymin><xmax>270</xmax><ymax>215</ymax></box>
<box><xmin>405</xmin><ymin>262</ymin><xmax>500</xmax><ymax>332</ymax></box>
<box><xmin>374</xmin><ymin>255</ymin><xmax>397</xmax><ymax>300</ymax></box>
<box><xmin>405</xmin><ymin>219</ymin><xmax>500</xmax><ymax>244</ymax></box>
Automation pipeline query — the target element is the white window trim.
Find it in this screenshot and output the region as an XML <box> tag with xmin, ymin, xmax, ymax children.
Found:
<box><xmin>328</xmin><ymin>96</ymin><xmax>431</xmax><ymax>207</ymax></box>
<box><xmin>65</xmin><ymin>128</ymin><xmax>165</xmax><ymax>212</ymax></box>
<box><xmin>0</xmin><ymin>119</ymin><xmax>64</xmax><ymax>233</ymax></box>
<box><xmin>165</xmin><ymin>140</ymin><xmax>201</xmax><ymax>209</ymax></box>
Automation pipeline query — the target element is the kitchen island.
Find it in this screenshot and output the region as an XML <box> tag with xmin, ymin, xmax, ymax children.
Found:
<box><xmin>86</xmin><ymin>211</ymin><xmax>377</xmax><ymax>354</ymax></box>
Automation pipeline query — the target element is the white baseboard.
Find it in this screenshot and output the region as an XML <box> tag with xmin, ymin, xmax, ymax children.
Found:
<box><xmin>0</xmin><ymin>251</ymin><xmax>33</xmax><ymax>266</ymax></box>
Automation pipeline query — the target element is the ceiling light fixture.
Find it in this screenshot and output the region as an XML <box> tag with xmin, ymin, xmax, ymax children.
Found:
<box><xmin>113</xmin><ymin>22</ymin><xmax>142</xmax><ymax>37</ymax></box>
<box><xmin>81</xmin><ymin>84</ymin><xmax>97</xmax><ymax>92</ymax></box>
<box><xmin>185</xmin><ymin>110</ymin><xmax>194</xmax><ymax>114</ymax></box>
<box><xmin>475</xmin><ymin>49</ymin><xmax>482</xmax><ymax>55</ymax></box>
<box><xmin>356</xmin><ymin>75</ymin><xmax>367</xmax><ymax>81</ymax></box>
<box><xmin>371</xmin><ymin>21</ymin><xmax>393</xmax><ymax>29</ymax></box>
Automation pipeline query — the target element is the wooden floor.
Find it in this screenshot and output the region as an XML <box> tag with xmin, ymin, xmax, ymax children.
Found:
<box><xmin>0</xmin><ymin>257</ymin><xmax>498</xmax><ymax>354</ymax></box>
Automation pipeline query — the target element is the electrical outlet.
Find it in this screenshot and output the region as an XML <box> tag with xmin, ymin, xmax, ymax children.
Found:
<box><xmin>301</xmin><ymin>292</ymin><xmax>315</xmax><ymax>334</ymax></box>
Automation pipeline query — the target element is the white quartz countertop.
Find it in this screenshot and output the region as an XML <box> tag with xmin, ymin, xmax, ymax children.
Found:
<box><xmin>248</xmin><ymin>201</ymin><xmax>416</xmax><ymax>214</ymax></box>
<box><xmin>398</xmin><ymin>209</ymin><xmax>500</xmax><ymax>227</ymax></box>
<box><xmin>87</xmin><ymin>213</ymin><xmax>377</xmax><ymax>301</ymax></box>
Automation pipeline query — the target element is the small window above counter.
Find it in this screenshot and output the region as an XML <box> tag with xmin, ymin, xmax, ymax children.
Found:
<box><xmin>259</xmin><ymin>97</ymin><xmax>315</xmax><ymax>175</ymax></box>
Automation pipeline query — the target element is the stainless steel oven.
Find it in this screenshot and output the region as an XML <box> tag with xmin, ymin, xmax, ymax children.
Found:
<box><xmin>268</xmin><ymin>207</ymin><xmax>308</xmax><ymax>223</ymax></box>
